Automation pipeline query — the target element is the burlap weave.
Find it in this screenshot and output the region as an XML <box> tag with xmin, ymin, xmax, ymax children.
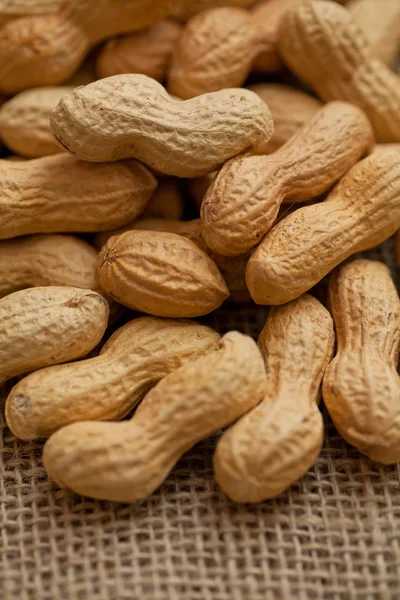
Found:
<box><xmin>1</xmin><ymin>237</ymin><xmax>399</xmax><ymax>600</ymax></box>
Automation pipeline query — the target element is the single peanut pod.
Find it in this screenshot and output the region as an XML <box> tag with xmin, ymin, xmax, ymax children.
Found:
<box><xmin>278</xmin><ymin>0</ymin><xmax>400</xmax><ymax>143</ymax></box>
<box><xmin>51</xmin><ymin>74</ymin><xmax>274</xmax><ymax>176</ymax></box>
<box><xmin>168</xmin><ymin>0</ymin><xmax>299</xmax><ymax>99</ymax></box>
<box><xmin>0</xmin><ymin>154</ymin><xmax>156</xmax><ymax>239</ymax></box>
<box><xmin>202</xmin><ymin>101</ymin><xmax>374</xmax><ymax>256</ymax></box>
<box><xmin>172</xmin><ymin>0</ymin><xmax>256</xmax><ymax>21</ymax></box>
<box><xmin>6</xmin><ymin>317</ymin><xmax>221</xmax><ymax>441</ymax></box>
<box><xmin>0</xmin><ymin>86</ymin><xmax>74</xmax><ymax>157</ymax></box>
<box><xmin>0</xmin><ymin>287</ymin><xmax>109</xmax><ymax>384</ymax></box>
<box><xmin>215</xmin><ymin>295</ymin><xmax>334</xmax><ymax>503</ymax></box>
<box><xmin>246</xmin><ymin>151</ymin><xmax>400</xmax><ymax>306</ymax></box>
<box><xmin>96</xmin><ymin>231</ymin><xmax>229</xmax><ymax>317</ymax></box>
<box><xmin>247</xmin><ymin>83</ymin><xmax>323</xmax><ymax>153</ymax></box>
<box><xmin>348</xmin><ymin>0</ymin><xmax>400</xmax><ymax>66</ymax></box>
<box><xmin>144</xmin><ymin>177</ymin><xmax>184</xmax><ymax>220</ymax></box>
<box><xmin>97</xmin><ymin>19</ymin><xmax>182</xmax><ymax>82</ymax></box>
<box><xmin>0</xmin><ymin>1</ymin><xmax>178</xmax><ymax>94</ymax></box>
<box><xmin>42</xmin><ymin>331</ymin><xmax>267</xmax><ymax>502</ymax></box>
<box><xmin>323</xmin><ymin>260</ymin><xmax>400</xmax><ymax>464</ymax></box>
<box><xmin>0</xmin><ymin>234</ymin><xmax>98</xmax><ymax>299</ymax></box>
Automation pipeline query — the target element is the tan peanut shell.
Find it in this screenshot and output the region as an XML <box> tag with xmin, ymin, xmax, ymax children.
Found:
<box><xmin>247</xmin><ymin>83</ymin><xmax>323</xmax><ymax>153</ymax></box>
<box><xmin>246</xmin><ymin>151</ymin><xmax>400</xmax><ymax>306</ymax></box>
<box><xmin>94</xmin><ymin>218</ymin><xmax>251</xmax><ymax>304</ymax></box>
<box><xmin>96</xmin><ymin>231</ymin><xmax>229</xmax><ymax>317</ymax></box>
<box><xmin>0</xmin><ymin>286</ymin><xmax>109</xmax><ymax>385</ymax></box>
<box><xmin>172</xmin><ymin>0</ymin><xmax>256</xmax><ymax>21</ymax></box>
<box><xmin>348</xmin><ymin>0</ymin><xmax>400</xmax><ymax>66</ymax></box>
<box><xmin>0</xmin><ymin>234</ymin><xmax>98</xmax><ymax>299</ymax></box>
<box><xmin>0</xmin><ymin>0</ymin><xmax>178</xmax><ymax>93</ymax></box>
<box><xmin>144</xmin><ymin>178</ymin><xmax>184</xmax><ymax>220</ymax></box>
<box><xmin>42</xmin><ymin>331</ymin><xmax>267</xmax><ymax>502</ymax></box>
<box><xmin>278</xmin><ymin>0</ymin><xmax>400</xmax><ymax>143</ymax></box>
<box><xmin>214</xmin><ymin>295</ymin><xmax>334</xmax><ymax>503</ymax></box>
<box><xmin>6</xmin><ymin>317</ymin><xmax>220</xmax><ymax>441</ymax></box>
<box><xmin>323</xmin><ymin>260</ymin><xmax>400</xmax><ymax>464</ymax></box>
<box><xmin>168</xmin><ymin>0</ymin><xmax>299</xmax><ymax>99</ymax></box>
<box><xmin>0</xmin><ymin>154</ymin><xmax>156</xmax><ymax>239</ymax></box>
<box><xmin>97</xmin><ymin>19</ymin><xmax>182</xmax><ymax>82</ymax></box>
<box><xmin>0</xmin><ymin>86</ymin><xmax>74</xmax><ymax>158</ymax></box>
<box><xmin>202</xmin><ymin>101</ymin><xmax>374</xmax><ymax>256</ymax></box>
<box><xmin>50</xmin><ymin>74</ymin><xmax>274</xmax><ymax>176</ymax></box>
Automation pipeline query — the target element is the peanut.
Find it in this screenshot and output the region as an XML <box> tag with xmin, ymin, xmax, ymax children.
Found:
<box><xmin>247</xmin><ymin>83</ymin><xmax>323</xmax><ymax>153</ymax></box>
<box><xmin>50</xmin><ymin>74</ymin><xmax>274</xmax><ymax>176</ymax></box>
<box><xmin>42</xmin><ymin>331</ymin><xmax>266</xmax><ymax>502</ymax></box>
<box><xmin>0</xmin><ymin>86</ymin><xmax>74</xmax><ymax>158</ymax></box>
<box><xmin>96</xmin><ymin>231</ymin><xmax>229</xmax><ymax>317</ymax></box>
<box><xmin>168</xmin><ymin>0</ymin><xmax>300</xmax><ymax>99</ymax></box>
<box><xmin>214</xmin><ymin>295</ymin><xmax>334</xmax><ymax>503</ymax></box>
<box><xmin>172</xmin><ymin>0</ymin><xmax>256</xmax><ymax>21</ymax></box>
<box><xmin>278</xmin><ymin>0</ymin><xmax>400</xmax><ymax>142</ymax></box>
<box><xmin>0</xmin><ymin>154</ymin><xmax>156</xmax><ymax>239</ymax></box>
<box><xmin>246</xmin><ymin>151</ymin><xmax>400</xmax><ymax>305</ymax></box>
<box><xmin>322</xmin><ymin>259</ymin><xmax>400</xmax><ymax>464</ymax></box>
<box><xmin>0</xmin><ymin>234</ymin><xmax>99</xmax><ymax>299</ymax></box>
<box><xmin>97</xmin><ymin>19</ymin><xmax>182</xmax><ymax>82</ymax></box>
<box><xmin>202</xmin><ymin>101</ymin><xmax>373</xmax><ymax>256</ymax></box>
<box><xmin>348</xmin><ymin>0</ymin><xmax>400</xmax><ymax>66</ymax></box>
<box><xmin>144</xmin><ymin>178</ymin><xmax>184</xmax><ymax>220</ymax></box>
<box><xmin>0</xmin><ymin>0</ymin><xmax>178</xmax><ymax>93</ymax></box>
<box><xmin>0</xmin><ymin>286</ymin><xmax>109</xmax><ymax>384</ymax></box>
<box><xmin>6</xmin><ymin>317</ymin><xmax>220</xmax><ymax>441</ymax></box>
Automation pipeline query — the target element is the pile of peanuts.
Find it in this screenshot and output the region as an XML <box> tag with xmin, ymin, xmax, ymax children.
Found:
<box><xmin>1</xmin><ymin>0</ymin><xmax>400</xmax><ymax>504</ymax></box>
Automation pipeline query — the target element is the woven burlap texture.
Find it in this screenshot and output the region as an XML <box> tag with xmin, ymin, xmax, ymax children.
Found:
<box><xmin>1</xmin><ymin>239</ymin><xmax>400</xmax><ymax>600</ymax></box>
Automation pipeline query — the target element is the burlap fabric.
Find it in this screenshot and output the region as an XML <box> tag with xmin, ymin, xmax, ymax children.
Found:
<box><xmin>0</xmin><ymin>237</ymin><xmax>399</xmax><ymax>600</ymax></box>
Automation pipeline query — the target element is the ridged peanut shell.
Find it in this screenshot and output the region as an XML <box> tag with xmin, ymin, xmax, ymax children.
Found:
<box><xmin>96</xmin><ymin>231</ymin><xmax>229</xmax><ymax>317</ymax></box>
<box><xmin>51</xmin><ymin>74</ymin><xmax>274</xmax><ymax>176</ymax></box>
<box><xmin>0</xmin><ymin>286</ymin><xmax>109</xmax><ymax>384</ymax></box>
<box><xmin>42</xmin><ymin>331</ymin><xmax>266</xmax><ymax>502</ymax></box>
<box><xmin>323</xmin><ymin>260</ymin><xmax>400</xmax><ymax>464</ymax></box>
<box><xmin>97</xmin><ymin>19</ymin><xmax>182</xmax><ymax>82</ymax></box>
<box><xmin>246</xmin><ymin>151</ymin><xmax>400</xmax><ymax>305</ymax></box>
<box><xmin>278</xmin><ymin>0</ymin><xmax>400</xmax><ymax>142</ymax></box>
<box><xmin>0</xmin><ymin>154</ymin><xmax>156</xmax><ymax>239</ymax></box>
<box><xmin>6</xmin><ymin>317</ymin><xmax>220</xmax><ymax>440</ymax></box>
<box><xmin>0</xmin><ymin>86</ymin><xmax>74</xmax><ymax>157</ymax></box>
<box><xmin>202</xmin><ymin>101</ymin><xmax>374</xmax><ymax>256</ymax></box>
<box><xmin>215</xmin><ymin>295</ymin><xmax>334</xmax><ymax>502</ymax></box>
<box><xmin>0</xmin><ymin>234</ymin><xmax>98</xmax><ymax>298</ymax></box>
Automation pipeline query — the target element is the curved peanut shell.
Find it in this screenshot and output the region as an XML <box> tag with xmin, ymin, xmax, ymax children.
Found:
<box><xmin>0</xmin><ymin>234</ymin><xmax>99</xmax><ymax>298</ymax></box>
<box><xmin>246</xmin><ymin>151</ymin><xmax>400</xmax><ymax>305</ymax></box>
<box><xmin>97</xmin><ymin>19</ymin><xmax>182</xmax><ymax>82</ymax></box>
<box><xmin>214</xmin><ymin>295</ymin><xmax>334</xmax><ymax>502</ymax></box>
<box><xmin>278</xmin><ymin>1</ymin><xmax>400</xmax><ymax>143</ymax></box>
<box><xmin>42</xmin><ymin>331</ymin><xmax>266</xmax><ymax>502</ymax></box>
<box><xmin>0</xmin><ymin>86</ymin><xmax>74</xmax><ymax>157</ymax></box>
<box><xmin>0</xmin><ymin>154</ymin><xmax>156</xmax><ymax>239</ymax></box>
<box><xmin>0</xmin><ymin>286</ymin><xmax>109</xmax><ymax>384</ymax></box>
<box><xmin>6</xmin><ymin>317</ymin><xmax>221</xmax><ymax>441</ymax></box>
<box><xmin>51</xmin><ymin>74</ymin><xmax>274</xmax><ymax>176</ymax></box>
<box><xmin>323</xmin><ymin>260</ymin><xmax>400</xmax><ymax>464</ymax></box>
<box><xmin>247</xmin><ymin>83</ymin><xmax>323</xmax><ymax>153</ymax></box>
<box><xmin>202</xmin><ymin>101</ymin><xmax>374</xmax><ymax>256</ymax></box>
<box><xmin>96</xmin><ymin>231</ymin><xmax>229</xmax><ymax>317</ymax></box>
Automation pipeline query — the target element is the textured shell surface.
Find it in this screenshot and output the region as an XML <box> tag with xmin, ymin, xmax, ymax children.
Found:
<box><xmin>0</xmin><ymin>286</ymin><xmax>109</xmax><ymax>384</ymax></box>
<box><xmin>246</xmin><ymin>151</ymin><xmax>400</xmax><ymax>305</ymax></box>
<box><xmin>42</xmin><ymin>331</ymin><xmax>267</xmax><ymax>502</ymax></box>
<box><xmin>96</xmin><ymin>230</ymin><xmax>229</xmax><ymax>317</ymax></box>
<box><xmin>323</xmin><ymin>259</ymin><xmax>400</xmax><ymax>464</ymax></box>
<box><xmin>201</xmin><ymin>101</ymin><xmax>374</xmax><ymax>256</ymax></box>
<box><xmin>51</xmin><ymin>74</ymin><xmax>274</xmax><ymax>177</ymax></box>
<box><xmin>214</xmin><ymin>294</ymin><xmax>334</xmax><ymax>503</ymax></box>
<box><xmin>6</xmin><ymin>317</ymin><xmax>221</xmax><ymax>440</ymax></box>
